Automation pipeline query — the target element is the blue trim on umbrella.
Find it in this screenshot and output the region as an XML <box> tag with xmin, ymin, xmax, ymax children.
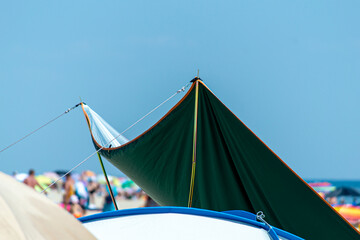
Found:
<box><xmin>79</xmin><ymin>207</ymin><xmax>303</xmax><ymax>240</ymax></box>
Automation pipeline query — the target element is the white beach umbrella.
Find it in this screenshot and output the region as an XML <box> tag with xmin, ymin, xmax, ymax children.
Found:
<box><xmin>14</xmin><ymin>173</ymin><xmax>28</xmax><ymax>182</ymax></box>
<box><xmin>0</xmin><ymin>171</ymin><xmax>96</xmax><ymax>240</ymax></box>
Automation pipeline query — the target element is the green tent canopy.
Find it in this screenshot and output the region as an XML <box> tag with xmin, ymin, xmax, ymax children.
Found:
<box><xmin>83</xmin><ymin>80</ymin><xmax>359</xmax><ymax>239</ymax></box>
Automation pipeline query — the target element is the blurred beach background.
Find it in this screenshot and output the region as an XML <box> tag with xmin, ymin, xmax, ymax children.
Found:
<box><xmin>14</xmin><ymin>170</ymin><xmax>147</xmax><ymax>216</ymax></box>
<box><xmin>12</xmin><ymin>169</ymin><xmax>360</xmax><ymax>231</ymax></box>
<box><xmin>2</xmin><ymin>0</ymin><xmax>360</xmax><ymax>235</ymax></box>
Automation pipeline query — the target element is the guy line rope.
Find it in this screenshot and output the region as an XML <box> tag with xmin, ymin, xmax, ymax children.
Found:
<box><xmin>41</xmin><ymin>82</ymin><xmax>191</xmax><ymax>194</ymax></box>
<box><xmin>0</xmin><ymin>103</ymin><xmax>82</xmax><ymax>153</ymax></box>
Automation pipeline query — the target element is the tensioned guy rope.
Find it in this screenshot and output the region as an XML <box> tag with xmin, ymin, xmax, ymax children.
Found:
<box><xmin>41</xmin><ymin>82</ymin><xmax>191</xmax><ymax>194</ymax></box>
<box><xmin>0</xmin><ymin>103</ymin><xmax>82</xmax><ymax>153</ymax></box>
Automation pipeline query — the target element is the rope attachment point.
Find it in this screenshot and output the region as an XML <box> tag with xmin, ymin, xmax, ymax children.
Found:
<box><xmin>190</xmin><ymin>76</ymin><xmax>202</xmax><ymax>83</ymax></box>
<box><xmin>65</xmin><ymin>102</ymin><xmax>83</xmax><ymax>113</ymax></box>
<box><xmin>256</xmin><ymin>211</ymin><xmax>272</xmax><ymax>232</ymax></box>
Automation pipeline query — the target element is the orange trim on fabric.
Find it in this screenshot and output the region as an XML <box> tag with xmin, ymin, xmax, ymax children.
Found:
<box><xmin>198</xmin><ymin>80</ymin><xmax>214</xmax><ymax>94</ymax></box>
<box><xmin>81</xmin><ymin>102</ymin><xmax>105</xmax><ymax>150</ymax></box>
<box><xmin>89</xmin><ymin>82</ymin><xmax>197</xmax><ymax>151</ymax></box>
<box><xmin>199</xmin><ymin>80</ymin><xmax>359</xmax><ymax>233</ymax></box>
<box><xmin>81</xmin><ymin>103</ymin><xmax>92</xmax><ymax>131</ymax></box>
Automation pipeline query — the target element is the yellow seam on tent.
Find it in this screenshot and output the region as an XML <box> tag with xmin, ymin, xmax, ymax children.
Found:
<box><xmin>188</xmin><ymin>80</ymin><xmax>199</xmax><ymax>207</ymax></box>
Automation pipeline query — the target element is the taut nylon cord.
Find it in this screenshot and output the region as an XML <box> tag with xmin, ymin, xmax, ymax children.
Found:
<box><xmin>0</xmin><ymin>103</ymin><xmax>82</xmax><ymax>153</ymax></box>
<box><xmin>41</xmin><ymin>83</ymin><xmax>191</xmax><ymax>194</ymax></box>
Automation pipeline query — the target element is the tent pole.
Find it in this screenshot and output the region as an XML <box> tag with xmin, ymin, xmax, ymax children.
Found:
<box><xmin>96</xmin><ymin>152</ymin><xmax>118</xmax><ymax>210</ymax></box>
<box><xmin>188</xmin><ymin>79</ymin><xmax>200</xmax><ymax>207</ymax></box>
<box><xmin>80</xmin><ymin>102</ymin><xmax>118</xmax><ymax>210</ymax></box>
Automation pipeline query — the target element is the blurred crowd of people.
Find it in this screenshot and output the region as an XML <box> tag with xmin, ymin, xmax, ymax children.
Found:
<box><xmin>18</xmin><ymin>169</ymin><xmax>156</xmax><ymax>218</ymax></box>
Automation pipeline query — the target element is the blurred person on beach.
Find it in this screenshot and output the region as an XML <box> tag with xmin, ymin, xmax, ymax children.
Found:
<box><xmin>352</xmin><ymin>197</ymin><xmax>359</xmax><ymax>206</ymax></box>
<box><xmin>23</xmin><ymin>169</ymin><xmax>45</xmax><ymax>191</ymax></box>
<box><xmin>75</xmin><ymin>174</ymin><xmax>89</xmax><ymax>211</ymax></box>
<box><xmin>70</xmin><ymin>202</ymin><xmax>85</xmax><ymax>218</ymax></box>
<box><xmin>327</xmin><ymin>196</ymin><xmax>338</xmax><ymax>206</ymax></box>
<box><xmin>63</xmin><ymin>173</ymin><xmax>75</xmax><ymax>211</ymax></box>
<box><xmin>87</xmin><ymin>177</ymin><xmax>99</xmax><ymax>210</ymax></box>
<box><xmin>143</xmin><ymin>194</ymin><xmax>158</xmax><ymax>207</ymax></box>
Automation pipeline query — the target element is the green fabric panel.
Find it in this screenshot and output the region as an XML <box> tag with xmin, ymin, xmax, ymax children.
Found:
<box><xmin>100</xmin><ymin>88</ymin><xmax>195</xmax><ymax>206</ymax></box>
<box><xmin>192</xmin><ymin>82</ymin><xmax>359</xmax><ymax>239</ymax></box>
<box><xmin>100</xmin><ymin>81</ymin><xmax>359</xmax><ymax>240</ymax></box>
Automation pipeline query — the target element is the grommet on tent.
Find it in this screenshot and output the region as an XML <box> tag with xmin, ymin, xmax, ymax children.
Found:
<box><xmin>190</xmin><ymin>69</ymin><xmax>202</xmax><ymax>83</ymax></box>
<box><xmin>190</xmin><ymin>77</ymin><xmax>202</xmax><ymax>83</ymax></box>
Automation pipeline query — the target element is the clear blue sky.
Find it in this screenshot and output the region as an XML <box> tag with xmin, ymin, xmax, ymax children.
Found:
<box><xmin>1</xmin><ymin>1</ymin><xmax>359</xmax><ymax>179</ymax></box>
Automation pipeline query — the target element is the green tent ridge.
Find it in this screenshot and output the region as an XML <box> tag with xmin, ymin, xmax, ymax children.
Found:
<box><xmin>87</xmin><ymin>80</ymin><xmax>359</xmax><ymax>239</ymax></box>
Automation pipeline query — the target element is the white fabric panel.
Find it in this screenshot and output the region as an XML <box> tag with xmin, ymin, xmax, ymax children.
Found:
<box><xmin>83</xmin><ymin>105</ymin><xmax>128</xmax><ymax>148</ymax></box>
<box><xmin>83</xmin><ymin>213</ymin><xmax>271</xmax><ymax>240</ymax></box>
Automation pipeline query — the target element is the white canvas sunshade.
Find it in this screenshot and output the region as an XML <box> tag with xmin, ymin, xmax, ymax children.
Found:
<box><xmin>0</xmin><ymin>172</ymin><xmax>96</xmax><ymax>240</ymax></box>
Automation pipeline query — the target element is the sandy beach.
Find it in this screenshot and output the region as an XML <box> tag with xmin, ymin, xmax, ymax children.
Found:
<box><xmin>46</xmin><ymin>188</ymin><xmax>146</xmax><ymax>216</ymax></box>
